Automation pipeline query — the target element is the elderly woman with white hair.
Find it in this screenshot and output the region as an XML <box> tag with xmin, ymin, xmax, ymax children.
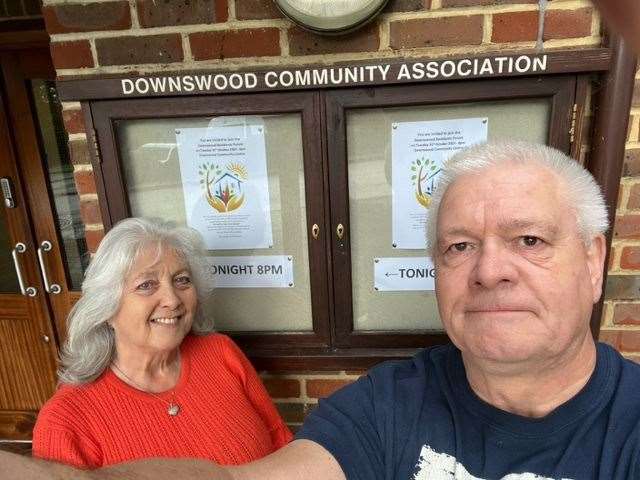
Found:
<box><xmin>32</xmin><ymin>218</ymin><xmax>292</xmax><ymax>469</ymax></box>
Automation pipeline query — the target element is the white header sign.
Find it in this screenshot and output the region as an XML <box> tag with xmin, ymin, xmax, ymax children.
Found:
<box><xmin>374</xmin><ymin>257</ymin><xmax>436</xmax><ymax>292</ymax></box>
<box><xmin>206</xmin><ymin>255</ymin><xmax>294</xmax><ymax>288</ymax></box>
<box><xmin>391</xmin><ymin>117</ymin><xmax>488</xmax><ymax>249</ymax></box>
<box><xmin>176</xmin><ymin>120</ymin><xmax>273</xmax><ymax>250</ymax></box>
<box><xmin>118</xmin><ymin>54</ymin><xmax>549</xmax><ymax>96</ymax></box>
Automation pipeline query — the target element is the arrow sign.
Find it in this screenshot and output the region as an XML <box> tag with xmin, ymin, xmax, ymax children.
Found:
<box><xmin>374</xmin><ymin>257</ymin><xmax>435</xmax><ymax>291</ymax></box>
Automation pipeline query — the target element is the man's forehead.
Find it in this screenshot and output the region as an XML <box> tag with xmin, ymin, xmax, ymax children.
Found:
<box><xmin>436</xmin><ymin>164</ymin><xmax>571</xmax><ymax>235</ymax></box>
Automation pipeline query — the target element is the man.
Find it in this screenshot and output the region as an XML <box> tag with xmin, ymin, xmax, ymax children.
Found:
<box><xmin>3</xmin><ymin>142</ymin><xmax>640</xmax><ymax>479</ymax></box>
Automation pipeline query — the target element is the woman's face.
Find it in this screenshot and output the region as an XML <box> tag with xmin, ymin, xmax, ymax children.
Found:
<box><xmin>110</xmin><ymin>246</ymin><xmax>197</xmax><ymax>358</ymax></box>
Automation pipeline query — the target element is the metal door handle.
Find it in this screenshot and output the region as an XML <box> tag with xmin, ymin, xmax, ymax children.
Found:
<box><xmin>37</xmin><ymin>240</ymin><xmax>61</xmax><ymax>295</ymax></box>
<box><xmin>11</xmin><ymin>242</ymin><xmax>37</xmax><ymax>297</ymax></box>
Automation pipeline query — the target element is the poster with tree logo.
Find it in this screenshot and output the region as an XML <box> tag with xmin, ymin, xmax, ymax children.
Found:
<box><xmin>391</xmin><ymin>118</ymin><xmax>487</xmax><ymax>249</ymax></box>
<box><xmin>176</xmin><ymin>119</ymin><xmax>273</xmax><ymax>249</ymax></box>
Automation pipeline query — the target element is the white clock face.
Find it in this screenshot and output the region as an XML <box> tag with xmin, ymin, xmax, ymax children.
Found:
<box><xmin>275</xmin><ymin>0</ymin><xmax>389</xmax><ymax>34</ymax></box>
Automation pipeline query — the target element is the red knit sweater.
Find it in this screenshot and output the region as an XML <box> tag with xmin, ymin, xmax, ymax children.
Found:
<box><xmin>32</xmin><ymin>334</ymin><xmax>292</xmax><ymax>468</ymax></box>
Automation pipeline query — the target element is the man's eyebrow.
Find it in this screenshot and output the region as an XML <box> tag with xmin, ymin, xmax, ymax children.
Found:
<box><xmin>438</xmin><ymin>227</ymin><xmax>475</xmax><ymax>239</ymax></box>
<box><xmin>497</xmin><ymin>219</ymin><xmax>559</xmax><ymax>236</ymax></box>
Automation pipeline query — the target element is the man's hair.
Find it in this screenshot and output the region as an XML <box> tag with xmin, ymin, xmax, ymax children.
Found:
<box><xmin>426</xmin><ymin>141</ymin><xmax>609</xmax><ymax>256</ymax></box>
<box><xmin>59</xmin><ymin>217</ymin><xmax>214</xmax><ymax>385</ymax></box>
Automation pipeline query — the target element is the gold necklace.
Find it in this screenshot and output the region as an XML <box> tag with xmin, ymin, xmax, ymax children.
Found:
<box><xmin>111</xmin><ymin>362</ymin><xmax>181</xmax><ymax>416</ymax></box>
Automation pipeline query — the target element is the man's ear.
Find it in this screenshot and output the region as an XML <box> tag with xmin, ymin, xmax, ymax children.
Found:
<box><xmin>586</xmin><ymin>234</ymin><xmax>607</xmax><ymax>304</ymax></box>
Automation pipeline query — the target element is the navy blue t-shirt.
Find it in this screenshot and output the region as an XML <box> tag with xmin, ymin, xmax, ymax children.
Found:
<box><xmin>296</xmin><ymin>343</ymin><xmax>640</xmax><ymax>479</ymax></box>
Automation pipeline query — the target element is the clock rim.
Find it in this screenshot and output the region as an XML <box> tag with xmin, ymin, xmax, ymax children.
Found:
<box><xmin>274</xmin><ymin>0</ymin><xmax>390</xmax><ymax>35</ymax></box>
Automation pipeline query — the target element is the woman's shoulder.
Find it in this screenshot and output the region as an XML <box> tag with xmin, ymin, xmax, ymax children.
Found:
<box><xmin>184</xmin><ymin>332</ymin><xmax>240</xmax><ymax>355</ymax></box>
<box><xmin>183</xmin><ymin>333</ymin><xmax>248</xmax><ymax>372</ymax></box>
<box><xmin>35</xmin><ymin>382</ymin><xmax>99</xmax><ymax>430</ymax></box>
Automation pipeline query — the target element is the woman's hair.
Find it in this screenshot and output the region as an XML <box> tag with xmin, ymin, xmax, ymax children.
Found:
<box><xmin>59</xmin><ymin>218</ymin><xmax>214</xmax><ymax>385</ymax></box>
<box><xmin>426</xmin><ymin>141</ymin><xmax>609</xmax><ymax>256</ymax></box>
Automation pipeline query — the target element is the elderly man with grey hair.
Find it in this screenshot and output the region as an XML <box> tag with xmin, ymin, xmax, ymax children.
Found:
<box><xmin>3</xmin><ymin>141</ymin><xmax>640</xmax><ymax>480</ymax></box>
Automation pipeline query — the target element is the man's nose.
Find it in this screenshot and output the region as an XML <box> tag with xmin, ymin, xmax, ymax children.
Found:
<box><xmin>469</xmin><ymin>241</ymin><xmax>518</xmax><ymax>289</ymax></box>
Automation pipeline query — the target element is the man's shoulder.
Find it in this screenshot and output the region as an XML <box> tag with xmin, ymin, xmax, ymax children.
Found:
<box><xmin>598</xmin><ymin>341</ymin><xmax>640</xmax><ymax>399</ymax></box>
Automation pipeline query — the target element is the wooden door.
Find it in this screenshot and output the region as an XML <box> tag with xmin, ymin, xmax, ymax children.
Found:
<box><xmin>0</xmin><ymin>86</ymin><xmax>59</xmax><ymax>441</ymax></box>
<box><xmin>0</xmin><ymin>47</ymin><xmax>84</xmax><ymax>441</ymax></box>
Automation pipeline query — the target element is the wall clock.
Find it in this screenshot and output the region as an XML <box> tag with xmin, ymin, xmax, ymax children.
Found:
<box><xmin>274</xmin><ymin>0</ymin><xmax>390</xmax><ymax>35</ymax></box>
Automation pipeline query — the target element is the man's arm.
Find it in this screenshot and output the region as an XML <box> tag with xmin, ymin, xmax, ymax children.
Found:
<box><xmin>228</xmin><ymin>440</ymin><xmax>345</xmax><ymax>480</ymax></box>
<box><xmin>0</xmin><ymin>440</ymin><xmax>345</xmax><ymax>480</ymax></box>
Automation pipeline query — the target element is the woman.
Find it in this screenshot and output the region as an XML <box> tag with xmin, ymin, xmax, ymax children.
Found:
<box><xmin>33</xmin><ymin>218</ymin><xmax>292</xmax><ymax>468</ymax></box>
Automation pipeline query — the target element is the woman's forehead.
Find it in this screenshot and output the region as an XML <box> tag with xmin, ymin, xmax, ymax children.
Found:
<box><xmin>130</xmin><ymin>244</ymin><xmax>188</xmax><ymax>276</ymax></box>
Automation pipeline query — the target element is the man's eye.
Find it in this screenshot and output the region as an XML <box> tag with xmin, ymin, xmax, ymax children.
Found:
<box><xmin>449</xmin><ymin>242</ymin><xmax>469</xmax><ymax>253</ymax></box>
<box><xmin>520</xmin><ymin>236</ymin><xmax>542</xmax><ymax>247</ymax></box>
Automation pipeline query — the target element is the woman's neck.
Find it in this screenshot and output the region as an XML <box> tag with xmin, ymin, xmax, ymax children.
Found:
<box><xmin>111</xmin><ymin>346</ymin><xmax>181</xmax><ymax>393</ymax></box>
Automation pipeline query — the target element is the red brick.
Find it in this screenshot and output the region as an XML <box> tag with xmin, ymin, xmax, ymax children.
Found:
<box><xmin>384</xmin><ymin>0</ymin><xmax>431</xmax><ymax>12</ymax></box>
<box><xmin>62</xmin><ymin>109</ymin><xmax>85</xmax><ymax>135</ymax></box>
<box><xmin>628</xmin><ymin>184</ymin><xmax>640</xmax><ymax>210</ymax></box>
<box><xmin>604</xmin><ymin>274</ymin><xmax>640</xmax><ymax>299</ymax></box>
<box><xmin>492</xmin><ymin>11</ymin><xmax>539</xmax><ymax>43</ymax></box>
<box><xmin>390</xmin><ymin>16</ymin><xmax>483</xmax><ymax>49</ymax></box>
<box><xmin>189</xmin><ymin>28</ymin><xmax>280</xmax><ymax>60</ymax></box>
<box><xmin>68</xmin><ymin>138</ymin><xmax>91</xmax><ymax>166</ymax></box>
<box><xmin>543</xmin><ymin>8</ymin><xmax>592</xmax><ymax>40</ymax></box>
<box><xmin>289</xmin><ymin>22</ymin><xmax>379</xmax><ymax>56</ymax></box>
<box><xmin>42</xmin><ymin>2</ymin><xmax>131</xmax><ymax>34</ymax></box>
<box><xmin>137</xmin><ymin>0</ymin><xmax>227</xmax><ymax>27</ymax></box>
<box><xmin>262</xmin><ymin>378</ymin><xmax>300</xmax><ymax>398</ymax></box>
<box><xmin>621</xmin><ymin>247</ymin><xmax>640</xmax><ymax>270</ymax></box>
<box><xmin>306</xmin><ymin>379</ymin><xmax>354</xmax><ymax>398</ymax></box>
<box><xmin>80</xmin><ymin>200</ymin><xmax>103</xmax><ymax>225</ymax></box>
<box><xmin>624</xmin><ymin>149</ymin><xmax>640</xmax><ymax>177</ymax></box>
<box><xmin>613</xmin><ymin>214</ymin><xmax>640</xmax><ymax>240</ymax></box>
<box><xmin>84</xmin><ymin>229</ymin><xmax>105</xmax><ymax>253</ymax></box>
<box><xmin>50</xmin><ymin>41</ymin><xmax>94</xmax><ymax>70</ymax></box>
<box><xmin>236</xmin><ymin>0</ymin><xmax>283</xmax><ymax>20</ymax></box>
<box><xmin>599</xmin><ymin>329</ymin><xmax>640</xmax><ymax>352</ymax></box>
<box><xmin>96</xmin><ymin>34</ymin><xmax>183</xmax><ymax>66</ymax></box>
<box><xmin>73</xmin><ymin>170</ymin><xmax>97</xmax><ymax>196</ymax></box>
<box><xmin>613</xmin><ymin>303</ymin><xmax>640</xmax><ymax>325</ymax></box>
<box><xmin>442</xmin><ymin>0</ymin><xmax>536</xmax><ymax>5</ymax></box>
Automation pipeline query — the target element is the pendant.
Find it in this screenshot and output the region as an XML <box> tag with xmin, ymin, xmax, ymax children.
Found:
<box><xmin>167</xmin><ymin>403</ymin><xmax>180</xmax><ymax>416</ymax></box>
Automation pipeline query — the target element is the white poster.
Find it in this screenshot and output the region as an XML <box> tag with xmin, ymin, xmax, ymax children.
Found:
<box><xmin>206</xmin><ymin>255</ymin><xmax>294</xmax><ymax>288</ymax></box>
<box><xmin>374</xmin><ymin>257</ymin><xmax>436</xmax><ymax>292</ymax></box>
<box><xmin>176</xmin><ymin>120</ymin><xmax>273</xmax><ymax>250</ymax></box>
<box><xmin>392</xmin><ymin>118</ymin><xmax>488</xmax><ymax>249</ymax></box>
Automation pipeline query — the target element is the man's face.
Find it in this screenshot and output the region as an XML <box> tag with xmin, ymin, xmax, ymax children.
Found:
<box><xmin>434</xmin><ymin>163</ymin><xmax>606</xmax><ymax>366</ymax></box>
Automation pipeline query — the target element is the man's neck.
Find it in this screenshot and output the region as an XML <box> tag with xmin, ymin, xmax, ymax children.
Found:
<box><xmin>462</xmin><ymin>336</ymin><xmax>597</xmax><ymax>418</ymax></box>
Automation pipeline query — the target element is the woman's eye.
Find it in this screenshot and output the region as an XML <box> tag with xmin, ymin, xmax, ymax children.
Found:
<box><xmin>175</xmin><ymin>275</ymin><xmax>192</xmax><ymax>286</ymax></box>
<box><xmin>136</xmin><ymin>280</ymin><xmax>155</xmax><ymax>290</ymax></box>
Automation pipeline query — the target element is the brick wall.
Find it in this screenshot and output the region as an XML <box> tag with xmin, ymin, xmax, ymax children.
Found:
<box><xmin>600</xmin><ymin>68</ymin><xmax>640</xmax><ymax>363</ymax></box>
<box><xmin>41</xmin><ymin>0</ymin><xmax>637</xmax><ymax>430</ymax></box>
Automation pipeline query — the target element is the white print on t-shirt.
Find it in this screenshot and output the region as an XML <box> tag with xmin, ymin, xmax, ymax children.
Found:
<box><xmin>412</xmin><ymin>445</ymin><xmax>574</xmax><ymax>480</ymax></box>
